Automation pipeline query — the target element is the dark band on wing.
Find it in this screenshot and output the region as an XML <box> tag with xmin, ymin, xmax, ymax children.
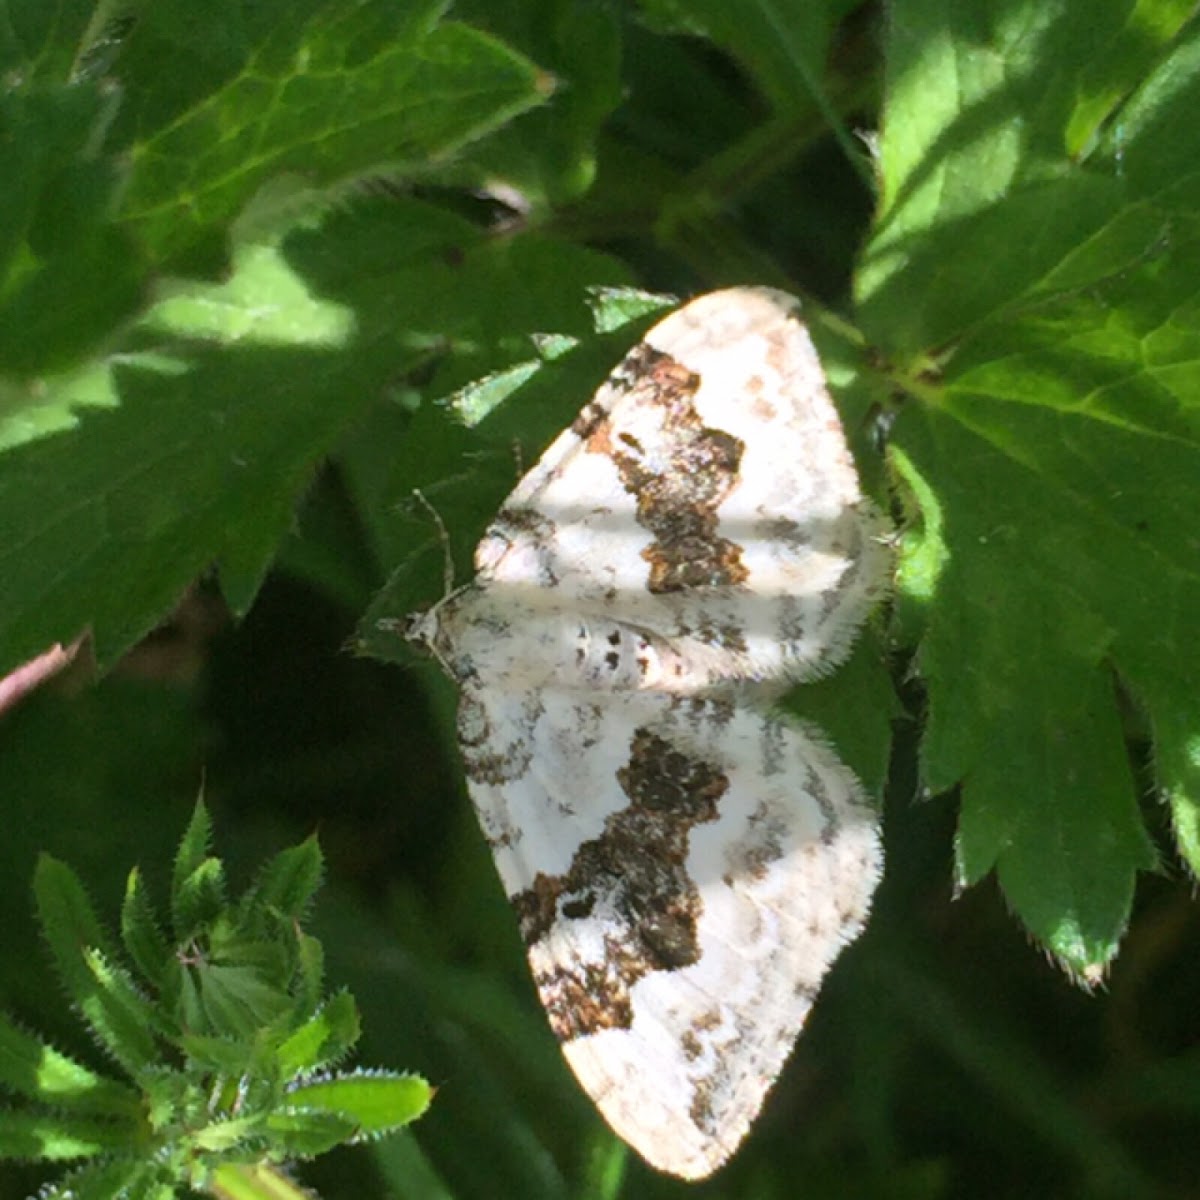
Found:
<box><xmin>513</xmin><ymin>725</ymin><xmax>727</xmax><ymax>1041</ymax></box>
<box><xmin>582</xmin><ymin>342</ymin><xmax>749</xmax><ymax>594</ymax></box>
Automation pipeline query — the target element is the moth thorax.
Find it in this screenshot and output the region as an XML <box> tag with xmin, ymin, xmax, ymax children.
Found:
<box><xmin>573</xmin><ymin>620</ymin><xmax>656</xmax><ymax>690</ymax></box>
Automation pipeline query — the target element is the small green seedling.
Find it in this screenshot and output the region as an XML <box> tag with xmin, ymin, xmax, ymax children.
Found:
<box><xmin>0</xmin><ymin>801</ymin><xmax>430</xmax><ymax>1199</ymax></box>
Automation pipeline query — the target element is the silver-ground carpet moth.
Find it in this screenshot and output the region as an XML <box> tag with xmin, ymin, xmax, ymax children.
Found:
<box><xmin>407</xmin><ymin>286</ymin><xmax>890</xmax><ymax>1178</ymax></box>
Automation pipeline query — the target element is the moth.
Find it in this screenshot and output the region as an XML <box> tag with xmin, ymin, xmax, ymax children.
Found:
<box><xmin>407</xmin><ymin>287</ymin><xmax>889</xmax><ymax>1178</ymax></box>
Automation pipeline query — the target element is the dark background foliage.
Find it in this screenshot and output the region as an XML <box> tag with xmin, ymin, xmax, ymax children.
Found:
<box><xmin>2</xmin><ymin>1</ymin><xmax>1199</xmax><ymax>1197</ymax></box>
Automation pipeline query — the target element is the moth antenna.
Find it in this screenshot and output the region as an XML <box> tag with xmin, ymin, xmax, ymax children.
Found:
<box><xmin>411</xmin><ymin>488</ymin><xmax>456</xmax><ymax>598</ymax></box>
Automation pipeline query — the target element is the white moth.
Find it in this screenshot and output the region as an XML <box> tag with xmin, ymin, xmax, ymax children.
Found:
<box><xmin>408</xmin><ymin>287</ymin><xmax>889</xmax><ymax>1179</ymax></box>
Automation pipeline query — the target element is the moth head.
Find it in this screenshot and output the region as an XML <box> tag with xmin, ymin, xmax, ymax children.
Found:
<box><xmin>402</xmin><ymin>607</ymin><xmax>438</xmax><ymax>649</ymax></box>
<box><xmin>402</xmin><ymin>587</ymin><xmax>474</xmax><ymax>680</ymax></box>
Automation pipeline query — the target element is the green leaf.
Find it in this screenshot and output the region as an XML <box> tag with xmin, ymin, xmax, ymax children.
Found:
<box><xmin>889</xmin><ymin>441</ymin><xmax>949</xmax><ymax>646</ymax></box>
<box><xmin>0</xmin><ymin>86</ymin><xmax>145</xmax><ymax>374</ymax></box>
<box><xmin>263</xmin><ymin>1106</ymin><xmax>359</xmax><ymax>1156</ymax></box>
<box><xmin>207</xmin><ymin>1162</ymin><xmax>319</xmax><ymax>1200</ymax></box>
<box><xmin>248</xmin><ymin>835</ymin><xmax>324</xmax><ymax>923</ymax></box>
<box><xmin>131</xmin><ymin>1178</ymin><xmax>178</xmax><ymax>1200</ymax></box>
<box><xmin>274</xmin><ymin>991</ymin><xmax>360</xmax><ymax>1076</ymax></box>
<box><xmin>1062</xmin><ymin>0</ymin><xmax>1198</xmax><ymax>157</ymax></box>
<box><xmin>638</xmin><ymin>0</ymin><xmax>850</xmax><ymax>120</ymax></box>
<box><xmin>858</xmin><ymin>0</ymin><xmax>1196</xmax><ymax>354</ymax></box>
<box><xmin>867</xmin><ymin>0</ymin><xmax>1198</xmax><ymax>976</ymax></box>
<box><xmin>187</xmin><ymin>1113</ymin><xmax>268</xmax><ymax>1155</ymax></box>
<box><xmin>0</xmin><ymin>0</ymin><xmax>106</xmax><ymax>81</ymax></box>
<box><xmin>282</xmin><ymin>1070</ymin><xmax>433</xmax><ymax>1139</ymax></box>
<box><xmin>1109</xmin><ymin>22</ymin><xmax>1200</xmax><ymax>196</ymax></box>
<box><xmin>0</xmin><ymin>1107</ymin><xmax>131</xmax><ymax>1160</ymax></box>
<box><xmin>170</xmin><ymin>801</ymin><xmax>213</xmax><ymax>935</ymax></box>
<box><xmin>443</xmin><ymin>0</ymin><xmax>621</xmax><ymax>208</ymax></box>
<box><xmin>889</xmin><ymin>244</ymin><xmax>1195</xmax><ymax>974</ymax></box>
<box><xmin>32</xmin><ymin>857</ymin><xmax>159</xmax><ymax>1070</ymax></box>
<box><xmin>137</xmin><ymin>1065</ymin><xmax>193</xmax><ymax>1136</ymax></box>
<box><xmin>576</xmin><ymin>1130</ymin><xmax>630</xmax><ymax>1200</ymax></box>
<box><xmin>121</xmin><ymin>866</ymin><xmax>172</xmax><ymax>988</ymax></box>
<box><xmin>173</xmin><ymin>1033</ymin><xmax>254</xmax><ymax>1078</ymax></box>
<box><xmin>0</xmin><ymin>193</ymin><xmax>627</xmax><ymax>679</ymax></box>
<box><xmin>0</xmin><ymin>239</ymin><xmax>371</xmax><ymax>670</ymax></box>
<box><xmin>172</xmin><ymin>858</ymin><xmax>227</xmax><ymax>943</ymax></box>
<box><xmin>33</xmin><ymin>1159</ymin><xmax>156</xmax><ymax>1200</ymax></box>
<box><xmin>112</xmin><ymin>1</ymin><xmax>550</xmax><ymax>274</ymax></box>
<box><xmin>586</xmin><ymin>286</ymin><xmax>676</xmax><ymax>335</ymax></box>
<box><xmin>290</xmin><ymin>931</ymin><xmax>325</xmax><ymax>1020</ymax></box>
<box><xmin>81</xmin><ymin>947</ymin><xmax>165</xmax><ymax>1074</ymax></box>
<box><xmin>178</xmin><ymin>955</ymin><xmax>292</xmax><ymax>1041</ymax></box>
<box><xmin>31</xmin><ymin>854</ymin><xmax>117</xmax><ymax>992</ymax></box>
<box><xmin>0</xmin><ymin>1011</ymin><xmax>138</xmax><ymax>1115</ymax></box>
